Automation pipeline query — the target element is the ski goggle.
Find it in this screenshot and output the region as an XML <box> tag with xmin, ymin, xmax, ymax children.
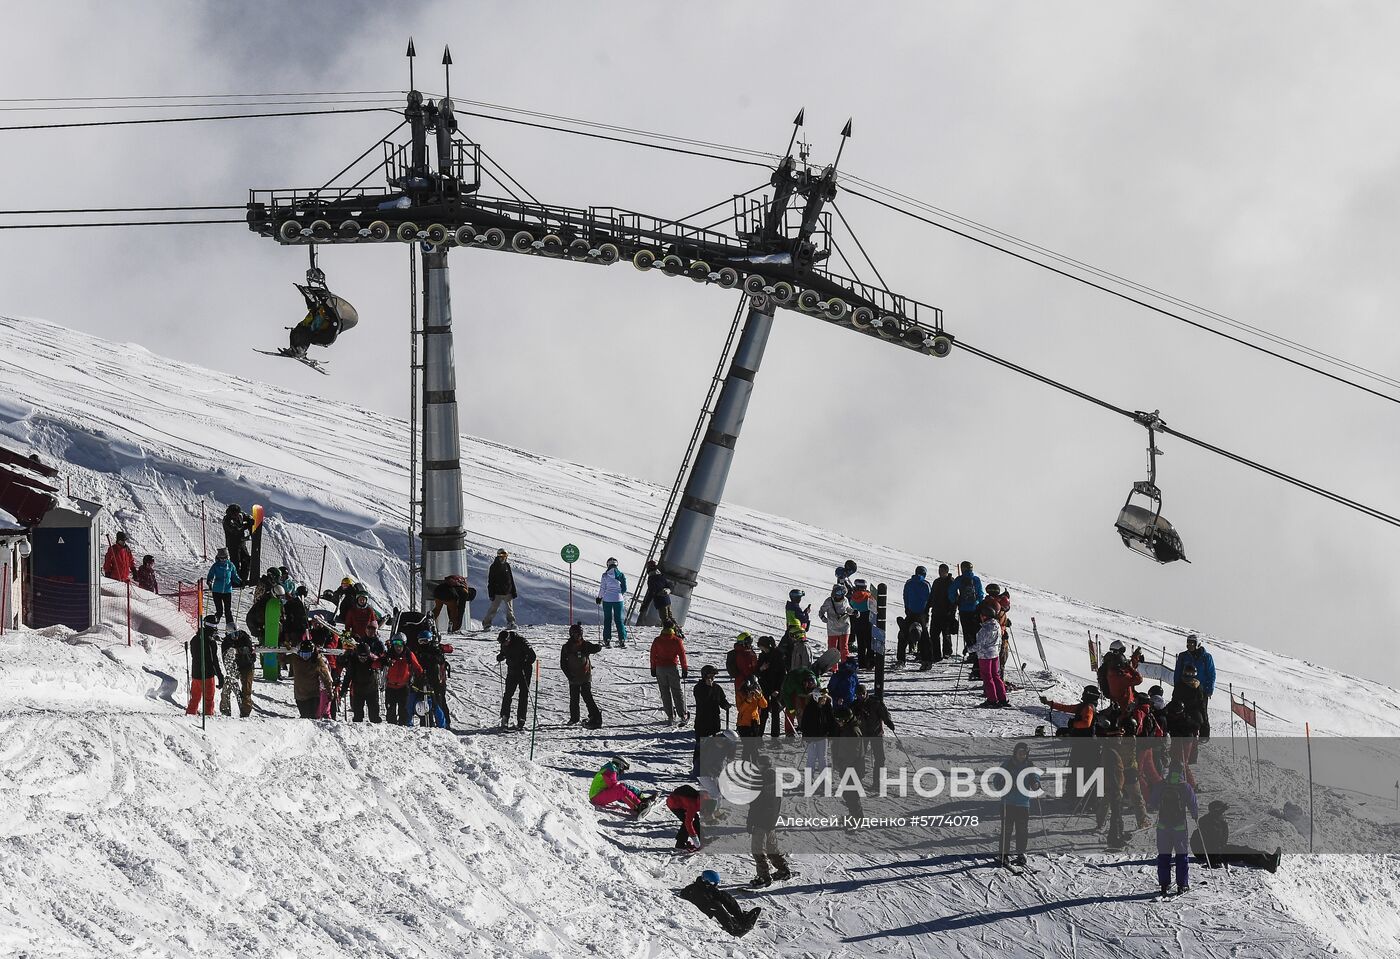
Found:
<box><xmin>297</xmin><ymin>649</ymin><xmax>313</xmax><ymax>660</ymax></box>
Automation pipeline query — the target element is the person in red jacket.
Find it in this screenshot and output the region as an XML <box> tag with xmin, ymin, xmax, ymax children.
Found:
<box><xmin>102</xmin><ymin>532</ymin><xmax>136</xmax><ymax>582</ymax></box>
<box><xmin>343</xmin><ymin>592</ymin><xmax>380</xmax><ymax>641</ymax></box>
<box><xmin>1104</xmin><ymin>641</ymin><xmax>1144</xmax><ymax>713</ymax></box>
<box><xmin>383</xmin><ymin>634</ymin><xmax>423</xmax><ymax>725</ymax></box>
<box><xmin>666</xmin><ymin>784</ymin><xmax>710</xmax><ymax>851</ymax></box>
<box><xmin>727</xmin><ymin>633</ymin><xmax>758</xmax><ymax>693</ymax></box>
<box><xmin>650</xmin><ymin>625</ymin><xmax>690</xmax><ymax>726</ymax></box>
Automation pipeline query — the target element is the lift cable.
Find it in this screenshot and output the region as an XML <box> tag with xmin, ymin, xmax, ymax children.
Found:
<box><xmin>956</xmin><ymin>338</ymin><xmax>1400</xmax><ymax>529</ymax></box>
<box><xmin>842</xmin><ymin>172</ymin><xmax>1400</xmax><ymax>394</ymax></box>
<box><xmin>0</xmin><ymin>219</ymin><xmax>244</xmax><ymax>230</ymax></box>
<box><xmin>844</xmin><ymin>186</ymin><xmax>1400</xmax><ymax>408</ymax></box>
<box><xmin>0</xmin><ymin>90</ymin><xmax>406</xmax><ymax>103</ymax></box>
<box><xmin>0</xmin><ymin>97</ymin><xmax>405</xmax><ymax>113</ymax></box>
<box><xmin>0</xmin><ymin>205</ymin><xmax>243</xmax><ymax>214</ymax></box>
<box><xmin>0</xmin><ymin>106</ymin><xmax>391</xmax><ymax>133</ymax></box>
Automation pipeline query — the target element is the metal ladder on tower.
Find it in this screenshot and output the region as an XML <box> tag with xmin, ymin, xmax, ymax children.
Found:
<box><xmin>626</xmin><ymin>293</ymin><xmax>749</xmax><ymax>625</ymax></box>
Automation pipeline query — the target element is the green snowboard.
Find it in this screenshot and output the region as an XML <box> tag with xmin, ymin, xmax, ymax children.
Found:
<box><xmin>261</xmin><ymin>595</ymin><xmax>282</xmax><ymax>681</ymax></box>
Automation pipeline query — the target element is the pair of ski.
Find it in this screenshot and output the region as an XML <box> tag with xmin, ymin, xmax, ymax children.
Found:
<box><xmin>254</xmin><ymin>348</ymin><xmax>329</xmax><ymax>375</ymax></box>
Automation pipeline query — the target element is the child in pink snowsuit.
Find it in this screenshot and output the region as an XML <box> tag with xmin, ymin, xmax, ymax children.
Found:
<box><xmin>589</xmin><ymin>757</ymin><xmax>641</xmax><ymax>814</ymax></box>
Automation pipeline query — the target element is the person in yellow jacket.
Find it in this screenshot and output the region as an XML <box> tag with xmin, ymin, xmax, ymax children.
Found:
<box><xmin>735</xmin><ymin>675</ymin><xmax>768</xmax><ymax>760</ymax></box>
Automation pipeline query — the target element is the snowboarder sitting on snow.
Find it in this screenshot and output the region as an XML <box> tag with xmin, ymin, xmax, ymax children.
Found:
<box><xmin>666</xmin><ymin>784</ymin><xmax>709</xmax><ymax>851</ymax></box>
<box><xmin>282</xmin><ymin>639</ymin><xmax>334</xmax><ymax>720</ymax></box>
<box><xmin>1149</xmin><ymin>761</ymin><xmax>1199</xmax><ymax>896</ymax></box>
<box><xmin>497</xmin><ymin>630</ymin><xmax>536</xmax><ymax>730</ymax></box>
<box><xmin>676</xmin><ymin>870</ymin><xmax>760</xmax><ymax>938</ymax></box>
<box><xmin>103</xmin><ymin>531</ymin><xmax>137</xmax><ymax>582</ymax></box>
<box><xmin>431</xmin><ymin>573</ymin><xmax>476</xmax><ymax>633</ymax></box>
<box><xmin>1190</xmin><ymin>800</ymin><xmax>1281</xmax><ymax>872</ymax></box>
<box><xmin>589</xmin><ymin>755</ymin><xmax>648</xmax><ymax>817</ymax></box>
<box><xmin>338</xmin><ymin>642</ymin><xmax>383</xmax><ymax>724</ymax></box>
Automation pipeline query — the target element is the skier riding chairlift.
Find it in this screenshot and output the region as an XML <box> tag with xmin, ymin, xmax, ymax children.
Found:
<box><xmin>288</xmin><ymin>260</ymin><xmax>358</xmax><ymax>356</ymax></box>
<box><xmin>1114</xmin><ymin>411</ymin><xmax>1189</xmax><ymax>565</ymax></box>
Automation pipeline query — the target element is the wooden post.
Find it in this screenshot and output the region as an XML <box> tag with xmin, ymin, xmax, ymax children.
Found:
<box><xmin>126</xmin><ymin>579</ymin><xmax>132</xmax><ymax>647</ymax></box>
<box><xmin>0</xmin><ymin>561</ymin><xmax>8</xmax><ymax>635</ymax></box>
<box><xmin>1229</xmin><ymin>683</ymin><xmax>1235</xmax><ymax>760</ymax></box>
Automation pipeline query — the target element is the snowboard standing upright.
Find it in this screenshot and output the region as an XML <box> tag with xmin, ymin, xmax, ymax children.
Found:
<box><xmin>261</xmin><ymin>594</ymin><xmax>282</xmax><ymax>682</ymax></box>
<box><xmin>874</xmin><ymin>583</ymin><xmax>888</xmax><ymax>695</ymax></box>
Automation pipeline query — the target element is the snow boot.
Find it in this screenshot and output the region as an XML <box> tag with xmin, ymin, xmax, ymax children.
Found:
<box><xmin>1012</xmin><ymin>854</ymin><xmax>1026</xmax><ymax>867</ymax></box>
<box><xmin>976</xmin><ymin>699</ymin><xmax>999</xmax><ymax>709</ymax></box>
<box><xmin>1267</xmin><ymin>848</ymin><xmax>1282</xmax><ymax>873</ymax></box>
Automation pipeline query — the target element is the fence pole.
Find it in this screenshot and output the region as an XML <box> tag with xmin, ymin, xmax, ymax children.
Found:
<box><xmin>1254</xmin><ymin>700</ymin><xmax>1262</xmax><ymax>794</ymax></box>
<box><xmin>1</xmin><ymin>561</ymin><xmax>8</xmax><ymax>635</ymax></box>
<box><xmin>1229</xmin><ymin>683</ymin><xmax>1235</xmax><ymax>760</ymax></box>
<box><xmin>126</xmin><ymin>579</ymin><xmax>132</xmax><ymax>647</ymax></box>
<box><xmin>528</xmin><ymin>658</ymin><xmax>542</xmax><ymax>761</ymax></box>
<box><xmin>1305</xmin><ymin>722</ymin><xmax>1314</xmax><ymax>853</ymax></box>
<box><xmin>316</xmin><ymin>544</ymin><xmax>328</xmax><ymax>601</ymax></box>
<box><xmin>201</xmin><ymin>502</ymin><xmax>208</xmax><ymax>562</ymax></box>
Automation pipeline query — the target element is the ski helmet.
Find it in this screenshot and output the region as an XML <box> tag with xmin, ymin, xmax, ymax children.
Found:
<box><xmin>1013</xmin><ymin>742</ymin><xmax>1030</xmax><ymax>757</ymax></box>
<box><xmin>736</xmin><ymin>631</ymin><xmax>753</xmax><ymax>646</ymax></box>
<box><xmin>700</xmin><ymin>664</ymin><xmax>718</xmax><ymax>677</ymax></box>
<box><xmin>789</xmin><ymin>588</ymin><xmax>805</xmax><ymax>602</ymax></box>
<box><xmin>341</xmin><ymin>577</ymin><xmax>353</xmax><ymax>587</ymax></box>
<box><xmin>1109</xmin><ymin>639</ymin><xmax>1126</xmax><ymax>653</ymax></box>
<box><xmin>272</xmin><ymin>585</ymin><xmax>285</xmax><ymax>597</ymax></box>
<box><xmin>757</xmin><ymin>635</ymin><xmax>775</xmax><ymax>650</ymax></box>
<box><xmin>853</xmin><ymin>578</ymin><xmax>867</xmax><ymax>589</ymax></box>
<box><xmin>915</xmin><ymin>565</ymin><xmax>927</xmax><ymax>577</ymax></box>
<box><xmin>568</xmin><ymin>623</ymin><xmax>583</xmax><ymax>641</ymax></box>
<box><xmin>609</xmin><ymin>755</ymin><xmax>630</xmax><ymax>772</ymax></box>
<box><xmin>986</xmin><ymin>583</ymin><xmax>1001</xmax><ymax>596</ymax></box>
<box><xmin>833</xmin><ymin>584</ymin><xmax>848</xmax><ymax>598</ymax></box>
<box><xmin>1082</xmin><ymin>685</ymin><xmax>1101</xmax><ymax>702</ymax></box>
<box><xmin>1186</xmin><ymin>633</ymin><xmax>1200</xmax><ymax>647</ymax></box>
<box><xmin>1147</xmin><ymin>685</ymin><xmax>1163</xmax><ymax>698</ymax></box>
<box><xmin>700</xmin><ymin>870</ymin><xmax>721</xmax><ymax>886</ymax></box>
<box><xmin>742</xmin><ymin>675</ymin><xmax>760</xmax><ymax>692</ymax></box>
<box><xmin>389</xmin><ymin>633</ymin><xmax>406</xmax><ymax>650</ymax></box>
<box><xmin>833</xmin><ymin>705</ymin><xmax>853</xmax><ymax>723</ymax></box>
<box><xmin>606</xmin><ymin>557</ymin><xmax>618</xmax><ymax>568</ymax></box>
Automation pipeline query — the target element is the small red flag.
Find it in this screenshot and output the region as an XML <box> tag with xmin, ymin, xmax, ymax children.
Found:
<box><xmin>1231</xmin><ymin>695</ymin><xmax>1257</xmax><ymax>728</ymax></box>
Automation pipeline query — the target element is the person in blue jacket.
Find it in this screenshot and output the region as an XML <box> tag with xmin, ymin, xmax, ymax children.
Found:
<box><xmin>899</xmin><ymin>566</ymin><xmax>931</xmax><ymax>665</ymax></box>
<box><xmin>948</xmin><ymin>561</ymin><xmax>984</xmax><ymax>662</ymax></box>
<box><xmin>1173</xmin><ymin>634</ymin><xmax>1216</xmax><ymax>739</ymax></box>
<box><xmin>997</xmin><ymin>741</ymin><xmax>1041</xmax><ymax>867</ymax></box>
<box><xmin>207</xmin><ymin>547</ymin><xmax>243</xmax><ymax>629</ymax></box>
<box><xmin>827</xmin><ymin>655</ymin><xmax>859</xmax><ymax>708</ymax></box>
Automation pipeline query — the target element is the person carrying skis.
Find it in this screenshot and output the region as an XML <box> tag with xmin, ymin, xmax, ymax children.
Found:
<box><xmin>676</xmin><ymin>870</ymin><xmax>760</xmax><ymax>938</ymax></box>
<box><xmin>221</xmin><ymin>505</ymin><xmax>254</xmax><ymax>582</ymax></box>
<box><xmin>650</xmin><ymin>624</ymin><xmax>689</xmax><ymax>726</ymax></box>
<box><xmin>974</xmin><ymin>602</ymin><xmax>1009</xmax><ymax>708</ymax></box>
<box><xmin>949</xmin><ymin>561</ymin><xmax>984</xmax><ymax>662</ymax></box>
<box><xmin>595</xmin><ymin>556</ymin><xmax>628</xmax><ymax>648</ymax></box>
<box><xmin>899</xmin><ymin>566</ymin><xmax>931</xmax><ymax>666</ymax></box>
<box><xmin>848</xmin><ymin>578</ymin><xmax>877</xmax><ymax>669</ymax></box>
<box><xmin>561</xmin><ymin>623</ymin><xmax>604</xmax><ymax>728</ymax></box>
<box><xmin>785</xmin><ymin>588</ymin><xmax>810</xmax><ymax>634</ymax></box>
<box><xmin>327</xmin><ymin>577</ymin><xmax>358</xmax><ymax>623</ymax></box>
<box><xmin>996</xmin><ymin>742</ymin><xmax>1041</xmax><ymax>868</ymax></box>
<box><xmin>497</xmin><ymin>630</ymin><xmax>536</xmax><ymax>731</ymax></box>
<box><xmin>383</xmin><ymin>633</ymin><xmax>423</xmax><ymax>725</ymax></box>
<box><xmin>1173</xmin><ymin>634</ymin><xmax>1216</xmax><ymax>739</ymax></box>
<box><xmin>186</xmin><ymin>616</ymin><xmax>225</xmax><ymax>716</ymax></box>
<box><xmin>725</xmin><ymin>632</ymin><xmax>758</xmax><ymax>693</ymax></box>
<box><xmin>482</xmin><ymin>549</ymin><xmax>519</xmax><ymax>631</ymax></box>
<box><xmin>338</xmin><ymin>642</ymin><xmax>383</xmax><ymax>723</ymax></box>
<box><xmin>431</xmin><ymin>573</ymin><xmax>475</xmax><ymax>632</ymax></box>
<box><xmin>219</xmin><ymin>629</ymin><xmax>257</xmax><ymax>718</ymax></box>
<box><xmin>735</xmin><ymin>676</ymin><xmax>768</xmax><ymax>758</ymax></box>
<box><xmin>666</xmin><ymin>784</ymin><xmax>709</xmax><ymax>851</ymax></box>
<box><xmin>102</xmin><ymin>531</ymin><xmax>136</xmax><ymax>582</ymax></box>
<box><xmin>818</xmin><ymin>585</ymin><xmax>853</xmax><ymax>672</ymax></box>
<box><xmin>756</xmin><ymin>635</ymin><xmax>787</xmax><ymax>738</ymax></box>
<box><xmin>828</xmin><ymin>654</ymin><xmax>859</xmax><ymax>708</ymax></box>
<box><xmin>928</xmin><ymin>563</ymin><xmax>957</xmax><ymax>664</ymax></box>
<box><xmin>854</xmin><ymin>684</ymin><xmax>894</xmax><ymax>776</ymax></box>
<box><xmin>1191</xmin><ymin>800</ymin><xmax>1282</xmax><ymax>872</ymax></box>
<box><xmin>692</xmin><ymin>664</ymin><xmax>732</xmax><ymax>774</ymax></box>
<box><xmin>745</xmin><ymin>754</ymin><xmax>790</xmax><ymax>888</ymax></box>
<box><xmin>206</xmin><ymin>548</ymin><xmax>242</xmax><ymax>629</ymax></box>
<box><xmin>408</xmin><ymin>630</ymin><xmax>451</xmax><ymax>728</ymax></box>
<box><xmin>1149</xmin><ymin>761</ymin><xmax>1199</xmax><ymax>896</ymax></box>
<box><xmin>589</xmin><ymin>755</ymin><xmax>646</xmax><ymax>816</ymax></box>
<box><xmin>282</xmin><ymin>638</ymin><xmax>333</xmax><ymax>719</ymax></box>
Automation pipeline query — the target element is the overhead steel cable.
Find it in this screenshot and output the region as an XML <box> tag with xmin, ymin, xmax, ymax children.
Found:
<box><xmin>0</xmin><ymin>219</ymin><xmax>244</xmax><ymax>229</ymax></box>
<box><xmin>955</xmin><ymin>339</ymin><xmax>1400</xmax><ymax>529</ymax></box>
<box><xmin>0</xmin><ymin>106</ymin><xmax>391</xmax><ymax>133</ymax></box>
<box><xmin>0</xmin><ymin>98</ymin><xmax>405</xmax><ymax>113</ymax></box>
<box><xmin>844</xmin><ymin>186</ymin><xmax>1400</xmax><ymax>408</ymax></box>
<box><xmin>0</xmin><ymin>90</ymin><xmax>405</xmax><ymax>103</ymax></box>
<box><xmin>0</xmin><ymin>205</ymin><xmax>243</xmax><ymax>214</ymax></box>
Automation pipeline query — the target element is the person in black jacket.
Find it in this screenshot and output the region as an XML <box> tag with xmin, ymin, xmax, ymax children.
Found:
<box><xmin>928</xmin><ymin>563</ymin><xmax>957</xmax><ymax>664</ymax></box>
<box><xmin>281</xmin><ymin>586</ymin><xmax>310</xmax><ymax>648</ymax></box>
<box><xmin>221</xmin><ymin>505</ymin><xmax>253</xmax><ymax>583</ymax></box>
<box><xmin>560</xmin><ymin>623</ymin><xmax>603</xmax><ymax>728</ymax></box>
<box><xmin>338</xmin><ymin>643</ymin><xmax>383</xmax><ymax>723</ymax></box>
<box><xmin>640</xmin><ymin>560</ymin><xmax>676</xmax><ymax>627</ymax></box>
<box><xmin>800</xmin><ymin>689</ymin><xmax>835</xmax><ymax>772</ymax></box>
<box><xmin>692</xmin><ymin>665</ymin><xmax>731</xmax><ymax>774</ymax></box>
<box><xmin>755</xmin><ymin>636</ymin><xmax>787</xmax><ymax>738</ymax></box>
<box><xmin>746</xmin><ymin>757</ymin><xmax>791</xmax><ymax>888</ymax></box>
<box><xmin>1190</xmin><ymin>800</ymin><xmax>1282</xmax><ymax>872</ymax></box>
<box><xmin>186</xmin><ymin>617</ymin><xmax>225</xmax><ymax>716</ymax></box>
<box><xmin>830</xmin><ymin>705</ymin><xmax>866</xmax><ymax>819</ymax></box>
<box><xmin>854</xmin><ymin>684</ymin><xmax>895</xmax><ymax>777</ymax></box>
<box><xmin>497</xmin><ymin>630</ymin><xmax>536</xmax><ymax>730</ymax></box>
<box><xmin>675</xmin><ymin>870</ymin><xmax>760</xmax><ymax>938</ymax></box>
<box><xmin>482</xmin><ymin>549</ymin><xmax>519</xmax><ymax>630</ymax></box>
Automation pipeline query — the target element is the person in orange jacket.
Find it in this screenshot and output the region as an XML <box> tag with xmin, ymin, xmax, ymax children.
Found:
<box><xmin>650</xmin><ymin>624</ymin><xmax>690</xmax><ymax>726</ymax></box>
<box><xmin>102</xmin><ymin>531</ymin><xmax>136</xmax><ymax>582</ymax></box>
<box><xmin>735</xmin><ymin>675</ymin><xmax>768</xmax><ymax>759</ymax></box>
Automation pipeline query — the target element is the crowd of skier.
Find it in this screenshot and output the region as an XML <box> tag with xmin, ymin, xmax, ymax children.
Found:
<box><xmin>107</xmin><ymin>506</ymin><xmax>1282</xmax><ymax>938</ymax></box>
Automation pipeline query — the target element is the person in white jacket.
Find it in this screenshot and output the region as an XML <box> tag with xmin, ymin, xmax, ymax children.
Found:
<box><xmin>596</xmin><ymin>557</ymin><xmax>629</xmax><ymax>649</ymax></box>
<box><xmin>818</xmin><ymin>585</ymin><xmax>853</xmax><ymax>673</ymax></box>
<box><xmin>974</xmin><ymin>607</ymin><xmax>1009</xmax><ymax>708</ymax></box>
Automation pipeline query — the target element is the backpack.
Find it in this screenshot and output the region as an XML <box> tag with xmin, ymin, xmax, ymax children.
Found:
<box><xmin>725</xmin><ymin>648</ymin><xmax>738</xmax><ymax>678</ymax></box>
<box><xmin>958</xmin><ymin>578</ymin><xmax>977</xmax><ymax>607</ymax></box>
<box><xmin>1159</xmin><ymin>782</ymin><xmax>1187</xmax><ymax>828</ymax></box>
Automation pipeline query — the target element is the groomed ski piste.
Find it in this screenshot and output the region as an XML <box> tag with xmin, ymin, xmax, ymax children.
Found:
<box><xmin>4</xmin><ymin>312</ymin><xmax>1400</xmax><ymax>958</ymax></box>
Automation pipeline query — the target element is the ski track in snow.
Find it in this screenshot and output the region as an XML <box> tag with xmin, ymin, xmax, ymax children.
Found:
<box><xmin>1</xmin><ymin>314</ymin><xmax>1398</xmax><ymax>956</ymax></box>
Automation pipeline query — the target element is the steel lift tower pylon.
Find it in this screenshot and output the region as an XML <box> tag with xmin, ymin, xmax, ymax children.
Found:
<box><xmin>248</xmin><ymin>44</ymin><xmax>953</xmax><ymax>620</ymax></box>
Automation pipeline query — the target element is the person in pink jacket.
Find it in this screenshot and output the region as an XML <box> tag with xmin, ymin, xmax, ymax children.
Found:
<box><xmin>589</xmin><ymin>756</ymin><xmax>649</xmax><ymax>816</ymax></box>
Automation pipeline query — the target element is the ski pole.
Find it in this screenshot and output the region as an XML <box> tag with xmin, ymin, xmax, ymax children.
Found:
<box><xmin>529</xmin><ymin>659</ymin><xmax>541</xmax><ymax>760</ymax></box>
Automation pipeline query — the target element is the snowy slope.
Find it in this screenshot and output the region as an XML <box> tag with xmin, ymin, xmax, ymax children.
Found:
<box><xmin>4</xmin><ymin>313</ymin><xmax>1400</xmax><ymax>958</ymax></box>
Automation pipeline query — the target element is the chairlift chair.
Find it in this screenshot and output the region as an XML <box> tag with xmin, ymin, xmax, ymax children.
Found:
<box><xmin>1114</xmin><ymin>411</ymin><xmax>1189</xmax><ymax>564</ymax></box>
<box><xmin>289</xmin><ymin>246</ymin><xmax>359</xmax><ymax>352</ymax></box>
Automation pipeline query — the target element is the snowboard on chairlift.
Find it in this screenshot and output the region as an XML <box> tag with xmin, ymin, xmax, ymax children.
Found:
<box><xmin>255</xmin><ymin>348</ymin><xmax>330</xmax><ymax>376</ymax></box>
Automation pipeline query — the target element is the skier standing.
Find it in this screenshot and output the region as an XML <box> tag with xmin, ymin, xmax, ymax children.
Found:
<box><xmin>497</xmin><ymin>630</ymin><xmax>536</xmax><ymax>730</ymax></box>
<box><xmin>735</xmin><ymin>676</ymin><xmax>768</xmax><ymax>759</ymax></box>
<box><xmin>746</xmin><ymin>756</ymin><xmax>791</xmax><ymax>888</ymax></box>
<box><xmin>784</xmin><ymin>589</ymin><xmax>810</xmax><ymax>634</ymax></box>
<box><xmin>1149</xmin><ymin>762</ymin><xmax>1199</xmax><ymax>896</ymax></box>
<box><xmin>848</xmin><ymin>578</ymin><xmax>877</xmax><ymax>669</ymax></box>
<box><xmin>818</xmin><ymin>585</ymin><xmax>853</xmax><ymax>672</ymax></box>
<box><xmin>186</xmin><ymin>616</ymin><xmax>224</xmax><ymax>716</ymax></box>
<box><xmin>219</xmin><ymin>629</ymin><xmax>257</xmax><ymax>718</ymax></box>
<box><xmin>1173</xmin><ymin>634</ymin><xmax>1216</xmax><ymax>739</ymax></box>
<box><xmin>206</xmin><ymin>548</ymin><xmax>242</xmax><ymax>628</ymax></box>
<box><xmin>854</xmin><ymin>684</ymin><xmax>894</xmax><ymax>776</ymax></box>
<box><xmin>928</xmin><ymin>563</ymin><xmax>957</xmax><ymax>664</ymax></box>
<box><xmin>756</xmin><ymin>635</ymin><xmax>787</xmax><ymax>738</ymax></box>
<box><xmin>133</xmin><ymin>555</ymin><xmax>159</xmax><ymax>593</ymax></box>
<box><xmin>996</xmin><ymin>742</ymin><xmax>1041</xmax><ymax>867</ymax></box>
<box><xmin>828</xmin><ymin>655</ymin><xmax>859</xmax><ymax>708</ymax></box>
<box><xmin>800</xmin><ymin>689</ymin><xmax>835</xmax><ymax>772</ymax></box>
<box><xmin>725</xmin><ymin>632</ymin><xmax>758</xmax><ymax>693</ymax></box>
<box><xmin>649</xmin><ymin>624</ymin><xmax>689</xmax><ymax>726</ymax></box>
<box><xmin>338</xmin><ymin>643</ymin><xmax>383</xmax><ymax>723</ymax></box>
<box><xmin>344</xmin><ymin>590</ymin><xmax>380</xmax><ymax>642</ymax></box>
<box><xmin>595</xmin><ymin>557</ymin><xmax>628</xmax><ymax>648</ymax></box>
<box><xmin>327</xmin><ymin>577</ymin><xmax>358</xmax><ymax>623</ymax></box>
<box><xmin>974</xmin><ymin>603</ymin><xmax>1009</xmax><ymax>708</ymax></box>
<box><xmin>409</xmin><ymin>630</ymin><xmax>451</xmax><ymax>728</ymax></box>
<box><xmin>640</xmin><ymin>560</ymin><xmax>675</xmax><ymax>627</ymax></box>
<box><xmin>949</xmin><ymin>561</ymin><xmax>984</xmax><ymax>662</ymax></box>
<box><xmin>383</xmin><ymin>634</ymin><xmax>422</xmax><ymax>726</ymax></box>
<box><xmin>899</xmin><ymin>566</ymin><xmax>931</xmax><ymax>666</ymax></box>
<box><xmin>561</xmin><ymin>623</ymin><xmax>604</xmax><ymax>728</ymax></box>
<box><xmin>830</xmin><ymin>705</ymin><xmax>866</xmax><ymax>819</ymax></box>
<box><xmin>482</xmin><ymin>549</ymin><xmax>519</xmax><ymax>631</ymax></box>
<box><xmin>692</xmin><ymin>665</ymin><xmax>731</xmax><ymax>774</ymax></box>
<box><xmin>283</xmin><ymin>639</ymin><xmax>333</xmax><ymax>719</ymax></box>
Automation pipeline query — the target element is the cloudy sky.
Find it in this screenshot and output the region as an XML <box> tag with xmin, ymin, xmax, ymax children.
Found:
<box><xmin>5</xmin><ymin>3</ymin><xmax>1399</xmax><ymax>685</ymax></box>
